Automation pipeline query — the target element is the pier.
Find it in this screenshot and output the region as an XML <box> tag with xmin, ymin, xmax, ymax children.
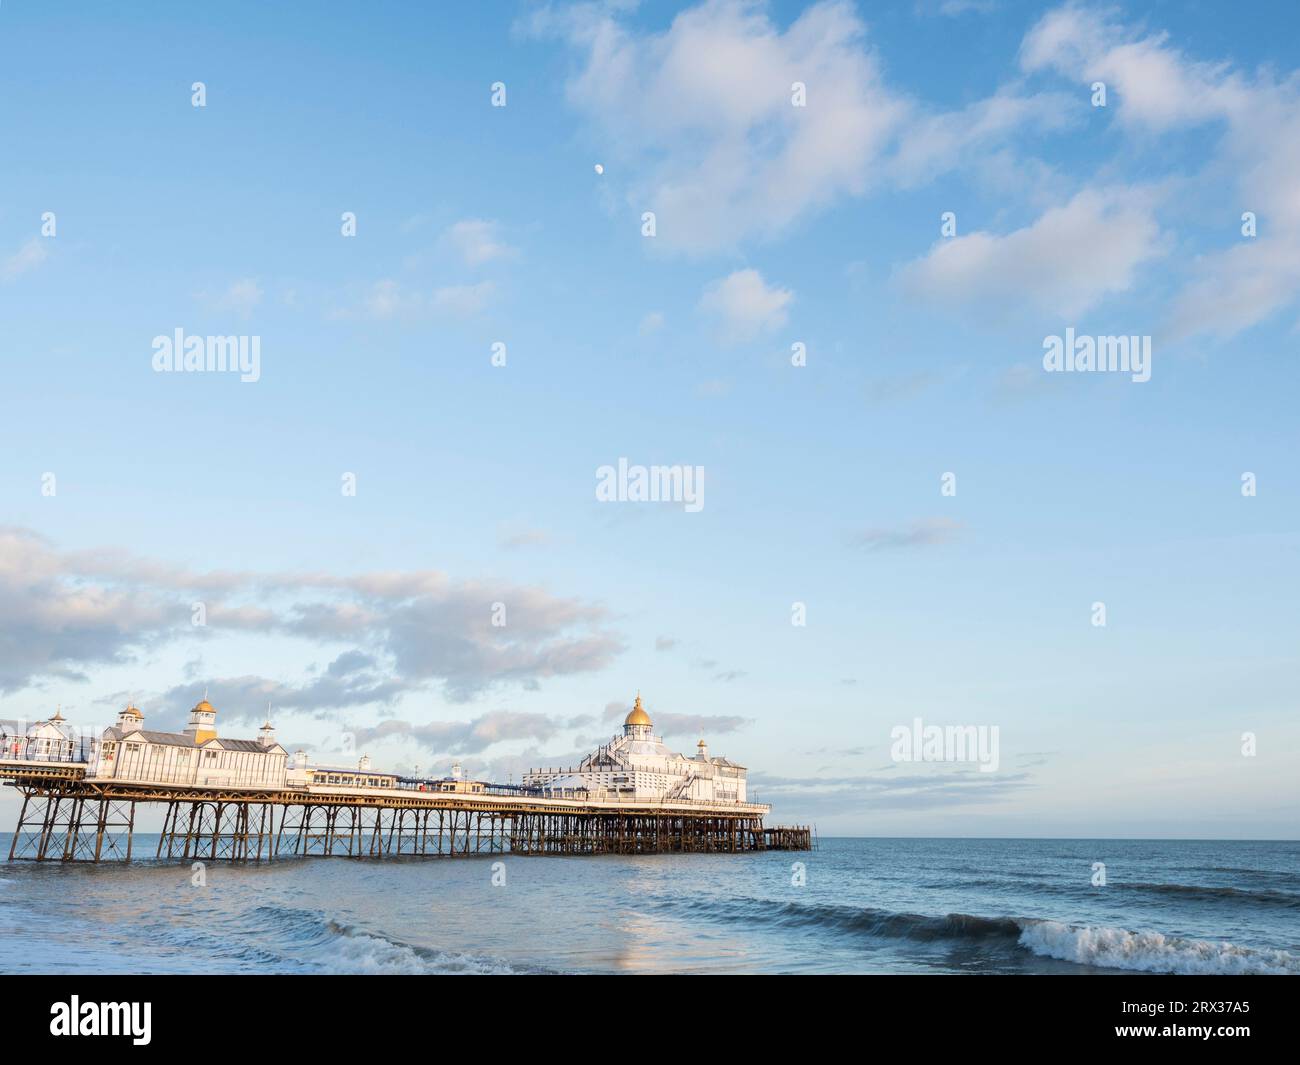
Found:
<box><xmin>0</xmin><ymin>761</ymin><xmax>812</xmax><ymax>863</ymax></box>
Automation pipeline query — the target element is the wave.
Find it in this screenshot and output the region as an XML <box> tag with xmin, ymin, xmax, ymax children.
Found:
<box><xmin>308</xmin><ymin>922</ymin><xmax>520</xmax><ymax>975</ymax></box>
<box><xmin>128</xmin><ymin>903</ymin><xmax>543</xmax><ymax>975</ymax></box>
<box><xmin>658</xmin><ymin>894</ymin><xmax>1023</xmax><ymax>942</ymax></box>
<box><xmin>652</xmin><ymin>894</ymin><xmax>1299</xmax><ymax>975</ymax></box>
<box><xmin>249</xmin><ymin>905</ymin><xmax>542</xmax><ymax>975</ymax></box>
<box><xmin>1118</xmin><ymin>882</ymin><xmax>1300</xmax><ymax>908</ymax></box>
<box><xmin>1018</xmin><ymin>921</ymin><xmax>1300</xmax><ymax>975</ymax></box>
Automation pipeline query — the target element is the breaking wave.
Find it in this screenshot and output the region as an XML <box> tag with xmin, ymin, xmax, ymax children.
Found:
<box><xmin>1017</xmin><ymin>921</ymin><xmax>1300</xmax><ymax>975</ymax></box>
<box><xmin>250</xmin><ymin>905</ymin><xmax>541</xmax><ymax>975</ymax></box>
<box><xmin>652</xmin><ymin>895</ymin><xmax>1299</xmax><ymax>975</ymax></box>
<box><xmin>312</xmin><ymin>921</ymin><xmax>530</xmax><ymax>975</ymax></box>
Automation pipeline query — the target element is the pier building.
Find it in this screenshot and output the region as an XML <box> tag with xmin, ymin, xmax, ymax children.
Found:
<box><xmin>523</xmin><ymin>695</ymin><xmax>747</xmax><ymax>803</ymax></box>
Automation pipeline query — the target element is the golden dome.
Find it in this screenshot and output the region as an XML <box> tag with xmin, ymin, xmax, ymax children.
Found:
<box><xmin>122</xmin><ymin>704</ymin><xmax>143</xmax><ymax>719</ymax></box>
<box><xmin>193</xmin><ymin>699</ymin><xmax>215</xmax><ymax>714</ymax></box>
<box><xmin>624</xmin><ymin>694</ymin><xmax>652</xmax><ymax>728</ymax></box>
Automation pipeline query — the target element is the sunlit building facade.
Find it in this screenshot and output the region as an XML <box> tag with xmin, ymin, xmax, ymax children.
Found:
<box><xmin>522</xmin><ymin>695</ymin><xmax>748</xmax><ymax>803</ymax></box>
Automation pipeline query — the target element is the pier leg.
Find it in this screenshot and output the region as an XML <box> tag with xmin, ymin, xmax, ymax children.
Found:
<box><xmin>156</xmin><ymin>802</ymin><xmax>173</xmax><ymax>860</ymax></box>
<box><xmin>8</xmin><ymin>791</ymin><xmax>30</xmax><ymax>860</ymax></box>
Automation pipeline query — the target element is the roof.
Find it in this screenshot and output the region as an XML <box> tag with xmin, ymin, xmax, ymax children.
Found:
<box><xmin>213</xmin><ymin>738</ymin><xmax>285</xmax><ymax>753</ymax></box>
<box><xmin>105</xmin><ymin>728</ymin><xmax>198</xmax><ymax>748</ymax></box>
<box><xmin>103</xmin><ymin>729</ymin><xmax>284</xmax><ymax>754</ymax></box>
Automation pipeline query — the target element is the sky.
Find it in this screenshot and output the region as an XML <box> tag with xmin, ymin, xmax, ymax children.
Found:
<box><xmin>0</xmin><ymin>0</ymin><xmax>1296</xmax><ymax>838</ymax></box>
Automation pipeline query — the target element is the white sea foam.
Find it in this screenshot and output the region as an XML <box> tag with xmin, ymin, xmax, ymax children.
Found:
<box><xmin>318</xmin><ymin>925</ymin><xmax>522</xmax><ymax>976</ymax></box>
<box><xmin>1019</xmin><ymin>920</ymin><xmax>1300</xmax><ymax>975</ymax></box>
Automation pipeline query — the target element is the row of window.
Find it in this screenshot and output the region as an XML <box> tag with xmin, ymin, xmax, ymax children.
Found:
<box><xmin>312</xmin><ymin>772</ymin><xmax>397</xmax><ymax>788</ymax></box>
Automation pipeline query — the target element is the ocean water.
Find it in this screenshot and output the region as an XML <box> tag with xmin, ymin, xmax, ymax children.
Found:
<box><xmin>0</xmin><ymin>836</ymin><xmax>1296</xmax><ymax>975</ymax></box>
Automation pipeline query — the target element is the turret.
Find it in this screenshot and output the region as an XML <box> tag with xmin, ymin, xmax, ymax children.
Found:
<box><xmin>183</xmin><ymin>698</ymin><xmax>218</xmax><ymax>744</ymax></box>
<box><xmin>258</xmin><ymin>720</ymin><xmax>277</xmax><ymax>748</ymax></box>
<box><xmin>117</xmin><ymin>702</ymin><xmax>144</xmax><ymax>735</ymax></box>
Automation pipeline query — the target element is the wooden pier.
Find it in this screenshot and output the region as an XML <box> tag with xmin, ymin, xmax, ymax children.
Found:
<box><xmin>2</xmin><ymin>765</ymin><xmax>812</xmax><ymax>864</ymax></box>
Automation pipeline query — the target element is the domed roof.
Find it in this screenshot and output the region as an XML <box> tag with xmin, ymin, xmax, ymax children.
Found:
<box><xmin>624</xmin><ymin>694</ymin><xmax>652</xmax><ymax>727</ymax></box>
<box><xmin>193</xmin><ymin>699</ymin><xmax>215</xmax><ymax>714</ymax></box>
<box><xmin>121</xmin><ymin>703</ymin><xmax>143</xmax><ymax>719</ymax></box>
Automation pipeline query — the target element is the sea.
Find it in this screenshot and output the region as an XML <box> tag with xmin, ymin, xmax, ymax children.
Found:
<box><xmin>0</xmin><ymin>836</ymin><xmax>1296</xmax><ymax>975</ymax></box>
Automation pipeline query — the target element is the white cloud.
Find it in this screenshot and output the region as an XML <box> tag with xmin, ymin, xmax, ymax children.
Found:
<box><xmin>1020</xmin><ymin>5</ymin><xmax>1248</xmax><ymax>132</ymax></box>
<box><xmin>639</xmin><ymin>310</ymin><xmax>665</xmax><ymax>334</ymax></box>
<box><xmin>1164</xmin><ymin>239</ymin><xmax>1300</xmax><ymax>342</ymax></box>
<box><xmin>532</xmin><ymin>0</ymin><xmax>907</xmax><ymax>252</ymax></box>
<box><xmin>530</xmin><ymin>0</ymin><xmax>1067</xmax><ymax>253</ymax></box>
<box><xmin>888</xmin><ymin>89</ymin><xmax>1076</xmax><ymax>189</ymax></box>
<box><xmin>202</xmin><ymin>277</ymin><xmax>262</xmax><ymax>317</ymax></box>
<box><xmin>433</xmin><ymin>281</ymin><xmax>495</xmax><ymax>316</ymax></box>
<box><xmin>699</xmin><ymin>268</ymin><xmax>793</xmax><ymax>340</ymax></box>
<box><xmin>499</xmin><ymin>527</ymin><xmax>553</xmax><ymax>550</ymax></box>
<box><xmin>338</xmin><ymin>279</ymin><xmax>496</xmax><ymax>320</ymax></box>
<box><xmin>1020</xmin><ymin>3</ymin><xmax>1300</xmax><ymax>340</ymax></box>
<box><xmin>363</xmin><ymin>279</ymin><xmax>404</xmax><ymax>319</ymax></box>
<box><xmin>444</xmin><ymin>219</ymin><xmax>517</xmax><ymax>266</ymax></box>
<box><xmin>897</xmin><ymin>188</ymin><xmax>1162</xmax><ymax>318</ymax></box>
<box><xmin>2</xmin><ymin>238</ymin><xmax>48</xmax><ymax>282</ymax></box>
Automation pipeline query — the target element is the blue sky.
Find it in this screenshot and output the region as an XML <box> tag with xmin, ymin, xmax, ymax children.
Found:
<box><xmin>0</xmin><ymin>0</ymin><xmax>1296</xmax><ymax>837</ymax></box>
